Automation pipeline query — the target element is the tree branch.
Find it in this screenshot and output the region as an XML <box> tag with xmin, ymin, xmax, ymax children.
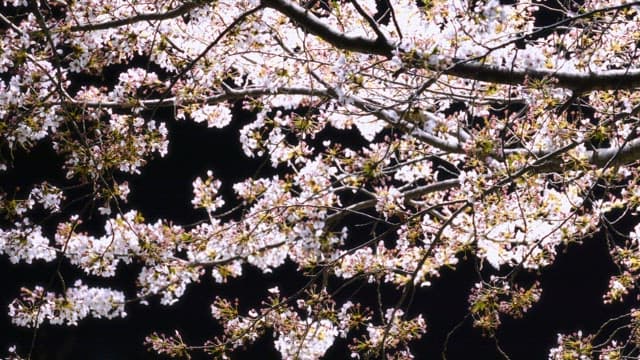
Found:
<box><xmin>349</xmin><ymin>0</ymin><xmax>388</xmax><ymax>43</ymax></box>
<box><xmin>324</xmin><ymin>179</ymin><xmax>461</xmax><ymax>228</ymax></box>
<box><xmin>590</xmin><ymin>138</ymin><xmax>640</xmax><ymax>167</ymax></box>
<box><xmin>262</xmin><ymin>0</ymin><xmax>394</xmax><ymax>55</ymax></box>
<box><xmin>69</xmin><ymin>1</ymin><xmax>203</xmax><ymax>31</ymax></box>
<box><xmin>445</xmin><ymin>63</ymin><xmax>640</xmax><ymax>92</ymax></box>
<box><xmin>264</xmin><ymin>0</ymin><xmax>640</xmax><ymax>91</ymax></box>
<box><xmin>64</xmin><ymin>86</ymin><xmax>330</xmax><ymax>108</ymax></box>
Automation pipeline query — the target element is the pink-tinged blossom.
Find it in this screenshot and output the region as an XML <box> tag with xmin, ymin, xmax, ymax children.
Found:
<box><xmin>190</xmin><ymin>104</ymin><xmax>233</xmax><ymax>128</ymax></box>
<box><xmin>29</xmin><ymin>182</ymin><xmax>64</xmax><ymax>212</ymax></box>
<box><xmin>353</xmin><ymin>114</ymin><xmax>387</xmax><ymax>142</ymax></box>
<box><xmin>5</xmin><ymin>345</ymin><xmax>24</xmax><ymax>360</ymax></box>
<box><xmin>192</xmin><ymin>170</ymin><xmax>225</xmax><ymax>213</ymax></box>
<box><xmin>375</xmin><ymin>186</ymin><xmax>406</xmax><ymax>219</ymax></box>
<box><xmin>548</xmin><ymin>331</ymin><xmax>593</xmax><ymax>360</ymax></box>
<box><xmin>109</xmin><ymin>68</ymin><xmax>162</xmax><ymax>101</ymax></box>
<box><xmin>57</xmin><ymin>211</ymin><xmax>183</xmax><ymax>277</ymax></box>
<box><xmin>274</xmin><ymin>319</ymin><xmax>338</xmax><ymax>360</ymax></box>
<box><xmin>361</xmin><ymin>308</ymin><xmax>426</xmax><ymax>358</ymax></box>
<box><xmin>0</xmin><ymin>220</ymin><xmax>56</xmax><ymax>264</ymax></box>
<box><xmin>137</xmin><ymin>264</ymin><xmax>203</xmax><ymax>306</ymax></box>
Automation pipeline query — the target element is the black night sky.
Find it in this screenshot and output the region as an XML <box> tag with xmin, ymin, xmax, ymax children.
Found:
<box><xmin>0</xmin><ymin>112</ymin><xmax>629</xmax><ymax>359</ymax></box>
<box><xmin>0</xmin><ymin>0</ymin><xmax>635</xmax><ymax>358</ymax></box>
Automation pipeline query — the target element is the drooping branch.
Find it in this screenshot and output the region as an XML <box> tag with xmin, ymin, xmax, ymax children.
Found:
<box><xmin>262</xmin><ymin>0</ymin><xmax>394</xmax><ymax>55</ymax></box>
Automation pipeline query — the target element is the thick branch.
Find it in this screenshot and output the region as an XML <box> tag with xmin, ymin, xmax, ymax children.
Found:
<box><xmin>446</xmin><ymin>64</ymin><xmax>640</xmax><ymax>92</ymax></box>
<box><xmin>262</xmin><ymin>0</ymin><xmax>394</xmax><ymax>55</ymax></box>
<box><xmin>503</xmin><ymin>138</ymin><xmax>640</xmax><ymax>168</ymax></box>
<box><xmin>589</xmin><ymin>138</ymin><xmax>640</xmax><ymax>167</ymax></box>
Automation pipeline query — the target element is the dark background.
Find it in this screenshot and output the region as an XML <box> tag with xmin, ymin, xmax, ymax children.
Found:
<box><xmin>0</xmin><ymin>118</ymin><xmax>627</xmax><ymax>359</ymax></box>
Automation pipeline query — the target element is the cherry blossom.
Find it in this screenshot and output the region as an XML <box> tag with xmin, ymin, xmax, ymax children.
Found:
<box><xmin>3</xmin><ymin>0</ymin><xmax>640</xmax><ymax>357</ymax></box>
<box><xmin>8</xmin><ymin>281</ymin><xmax>126</xmax><ymax>327</ymax></box>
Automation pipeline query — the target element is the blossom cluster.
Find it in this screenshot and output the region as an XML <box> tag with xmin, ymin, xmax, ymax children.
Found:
<box><xmin>8</xmin><ymin>281</ymin><xmax>126</xmax><ymax>327</ymax></box>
